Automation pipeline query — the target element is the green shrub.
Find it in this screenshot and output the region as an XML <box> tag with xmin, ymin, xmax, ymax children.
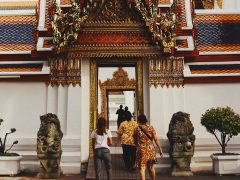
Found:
<box><xmin>201</xmin><ymin>107</ymin><xmax>240</xmax><ymax>154</ymax></box>
<box><xmin>0</xmin><ymin>119</ymin><xmax>19</xmax><ymax>156</ymax></box>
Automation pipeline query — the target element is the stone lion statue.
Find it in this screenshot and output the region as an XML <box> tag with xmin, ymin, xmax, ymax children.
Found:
<box><xmin>37</xmin><ymin>113</ymin><xmax>63</xmax><ymax>179</ymax></box>
<box><xmin>167</xmin><ymin>111</ymin><xmax>195</xmax><ymax>176</ymax></box>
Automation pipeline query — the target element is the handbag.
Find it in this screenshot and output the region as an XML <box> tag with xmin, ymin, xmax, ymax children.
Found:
<box><xmin>107</xmin><ymin>137</ymin><xmax>112</xmax><ymax>146</ymax></box>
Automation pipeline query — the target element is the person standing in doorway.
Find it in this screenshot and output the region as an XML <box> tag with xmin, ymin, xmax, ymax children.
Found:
<box><xmin>91</xmin><ymin>117</ymin><xmax>112</xmax><ymax>180</ymax></box>
<box><xmin>124</xmin><ymin>106</ymin><xmax>131</xmax><ymax>118</ymax></box>
<box><xmin>117</xmin><ymin>111</ymin><xmax>138</xmax><ymax>171</ymax></box>
<box><xmin>134</xmin><ymin>114</ymin><xmax>163</xmax><ymax>180</ymax></box>
<box><xmin>116</xmin><ymin>105</ymin><xmax>125</xmax><ymax>129</ymax></box>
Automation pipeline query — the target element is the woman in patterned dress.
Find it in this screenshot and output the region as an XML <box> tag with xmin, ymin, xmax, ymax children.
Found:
<box><xmin>134</xmin><ymin>114</ymin><xmax>163</xmax><ymax>180</ymax></box>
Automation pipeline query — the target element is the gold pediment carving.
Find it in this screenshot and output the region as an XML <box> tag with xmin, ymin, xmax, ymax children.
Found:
<box><xmin>86</xmin><ymin>0</ymin><xmax>144</xmax><ymax>24</ymax></box>
<box><xmin>99</xmin><ymin>67</ymin><xmax>136</xmax><ymax>88</ymax></box>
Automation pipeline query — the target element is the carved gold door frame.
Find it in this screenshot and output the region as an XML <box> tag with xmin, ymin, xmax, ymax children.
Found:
<box><xmin>89</xmin><ymin>59</ymin><xmax>143</xmax><ymax>153</ymax></box>
<box><xmin>99</xmin><ymin>67</ymin><xmax>136</xmax><ymax>121</ymax></box>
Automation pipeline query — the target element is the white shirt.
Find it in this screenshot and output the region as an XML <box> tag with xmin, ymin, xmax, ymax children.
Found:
<box><xmin>91</xmin><ymin>129</ymin><xmax>112</xmax><ymax>149</ymax></box>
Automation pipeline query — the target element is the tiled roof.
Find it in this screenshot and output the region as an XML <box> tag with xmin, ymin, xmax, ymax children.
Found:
<box><xmin>0</xmin><ymin>15</ymin><xmax>37</xmax><ymax>53</ymax></box>
<box><xmin>45</xmin><ymin>0</ymin><xmax>51</xmax><ymax>28</ymax></box>
<box><xmin>177</xmin><ymin>0</ymin><xmax>187</xmax><ymax>28</ymax></box>
<box><xmin>0</xmin><ymin>63</ymin><xmax>43</xmax><ymax>72</ymax></box>
<box><xmin>189</xmin><ymin>64</ymin><xmax>240</xmax><ymax>74</ymax></box>
<box><xmin>0</xmin><ymin>1</ymin><xmax>37</xmax><ymax>10</ymax></box>
<box><xmin>195</xmin><ymin>14</ymin><xmax>240</xmax><ymax>53</ymax></box>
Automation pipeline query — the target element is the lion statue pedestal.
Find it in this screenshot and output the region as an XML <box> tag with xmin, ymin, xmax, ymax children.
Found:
<box><xmin>37</xmin><ymin>113</ymin><xmax>63</xmax><ymax>179</ymax></box>
<box><xmin>167</xmin><ymin>111</ymin><xmax>195</xmax><ymax>176</ymax></box>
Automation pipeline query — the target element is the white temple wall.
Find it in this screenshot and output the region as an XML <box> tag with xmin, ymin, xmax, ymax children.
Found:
<box><xmin>222</xmin><ymin>0</ymin><xmax>240</xmax><ymax>9</ymax></box>
<box><xmin>0</xmin><ymin>82</ymin><xmax>82</xmax><ymax>174</ymax></box>
<box><xmin>150</xmin><ymin>83</ymin><xmax>240</xmax><ymax>171</ymax></box>
<box><xmin>150</xmin><ymin>83</ymin><xmax>240</xmax><ymax>140</ymax></box>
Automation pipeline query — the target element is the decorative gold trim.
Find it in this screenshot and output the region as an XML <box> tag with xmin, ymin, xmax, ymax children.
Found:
<box><xmin>89</xmin><ymin>58</ymin><xmax>144</xmax><ymax>153</ymax></box>
<box><xmin>217</xmin><ymin>0</ymin><xmax>222</xmax><ymax>9</ymax></box>
<box><xmin>136</xmin><ymin>60</ymin><xmax>143</xmax><ymax>115</ymax></box>
<box><xmin>89</xmin><ymin>60</ymin><xmax>98</xmax><ymax>155</ymax></box>
<box><xmin>48</xmin><ymin>54</ymin><xmax>81</xmax><ymax>86</ymax></box>
<box><xmin>68</xmin><ymin>46</ymin><xmax>161</xmax><ymax>58</ymax></box>
<box><xmin>99</xmin><ymin>68</ymin><xmax>136</xmax><ymax>120</ymax></box>
<box><xmin>149</xmin><ymin>57</ymin><xmax>184</xmax><ymax>87</ymax></box>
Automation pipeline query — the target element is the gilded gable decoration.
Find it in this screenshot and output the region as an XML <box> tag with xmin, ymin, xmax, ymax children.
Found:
<box><xmin>47</xmin><ymin>0</ymin><xmax>184</xmax><ymax>86</ymax></box>
<box><xmin>87</xmin><ymin>0</ymin><xmax>143</xmax><ymax>23</ymax></box>
<box><xmin>50</xmin><ymin>0</ymin><xmax>88</xmax><ymax>54</ymax></box>
<box><xmin>135</xmin><ymin>0</ymin><xmax>178</xmax><ymax>55</ymax></box>
<box><xmin>149</xmin><ymin>57</ymin><xmax>184</xmax><ymax>87</ymax></box>
<box><xmin>49</xmin><ymin>0</ymin><xmax>179</xmax><ymax>55</ymax></box>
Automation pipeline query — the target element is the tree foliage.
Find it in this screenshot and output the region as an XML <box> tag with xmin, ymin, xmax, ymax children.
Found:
<box><xmin>201</xmin><ymin>107</ymin><xmax>240</xmax><ymax>154</ymax></box>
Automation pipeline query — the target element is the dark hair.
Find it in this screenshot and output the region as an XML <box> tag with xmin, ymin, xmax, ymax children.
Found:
<box><xmin>125</xmin><ymin>111</ymin><xmax>132</xmax><ymax>121</ymax></box>
<box><xmin>138</xmin><ymin>114</ymin><xmax>148</xmax><ymax>124</ymax></box>
<box><xmin>125</xmin><ymin>106</ymin><xmax>128</xmax><ymax>111</ymax></box>
<box><xmin>120</xmin><ymin>105</ymin><xmax>123</xmax><ymax>108</ymax></box>
<box><xmin>96</xmin><ymin>117</ymin><xmax>107</xmax><ymax>135</ymax></box>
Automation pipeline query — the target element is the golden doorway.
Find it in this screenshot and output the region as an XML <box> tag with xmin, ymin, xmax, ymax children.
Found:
<box><xmin>99</xmin><ymin>67</ymin><xmax>136</xmax><ymax>129</ymax></box>
<box><xmin>89</xmin><ymin>59</ymin><xmax>143</xmax><ymax>151</ymax></box>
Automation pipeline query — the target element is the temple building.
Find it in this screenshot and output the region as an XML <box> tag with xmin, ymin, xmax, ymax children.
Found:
<box><xmin>0</xmin><ymin>0</ymin><xmax>240</xmax><ymax>174</ymax></box>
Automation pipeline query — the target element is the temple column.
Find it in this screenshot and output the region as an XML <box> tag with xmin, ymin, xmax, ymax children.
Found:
<box><xmin>57</xmin><ymin>86</ymin><xmax>68</xmax><ymax>134</ymax></box>
<box><xmin>80</xmin><ymin>59</ymin><xmax>90</xmax><ymax>162</ymax></box>
<box><xmin>66</xmin><ymin>85</ymin><xmax>81</xmax><ymax>137</ymax></box>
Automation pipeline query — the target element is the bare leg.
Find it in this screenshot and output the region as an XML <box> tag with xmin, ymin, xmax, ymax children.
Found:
<box><xmin>139</xmin><ymin>166</ymin><xmax>146</xmax><ymax>180</ymax></box>
<box><xmin>147</xmin><ymin>163</ymin><xmax>156</xmax><ymax>180</ymax></box>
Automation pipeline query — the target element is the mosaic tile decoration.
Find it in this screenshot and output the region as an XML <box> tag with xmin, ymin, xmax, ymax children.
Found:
<box><xmin>43</xmin><ymin>39</ymin><xmax>53</xmax><ymax>48</ymax></box>
<box><xmin>189</xmin><ymin>64</ymin><xmax>240</xmax><ymax>74</ymax></box>
<box><xmin>195</xmin><ymin>14</ymin><xmax>240</xmax><ymax>53</ymax></box>
<box><xmin>0</xmin><ymin>15</ymin><xmax>37</xmax><ymax>52</ymax></box>
<box><xmin>178</xmin><ymin>0</ymin><xmax>187</xmax><ymax>28</ymax></box>
<box><xmin>45</xmin><ymin>0</ymin><xmax>51</xmax><ymax>28</ymax></box>
<box><xmin>0</xmin><ymin>1</ymin><xmax>37</xmax><ymax>10</ymax></box>
<box><xmin>159</xmin><ymin>0</ymin><xmax>171</xmax><ymax>4</ymax></box>
<box><xmin>149</xmin><ymin>57</ymin><xmax>184</xmax><ymax>87</ymax></box>
<box><xmin>60</xmin><ymin>0</ymin><xmax>71</xmax><ymax>5</ymax></box>
<box><xmin>176</xmin><ymin>39</ymin><xmax>188</xmax><ymax>48</ymax></box>
<box><xmin>0</xmin><ymin>63</ymin><xmax>43</xmax><ymax>72</ymax></box>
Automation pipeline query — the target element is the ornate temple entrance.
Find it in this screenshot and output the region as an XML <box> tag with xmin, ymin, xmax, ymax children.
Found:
<box><xmin>90</xmin><ymin>59</ymin><xmax>143</xmax><ymax>137</ymax></box>
<box><xmin>99</xmin><ymin>67</ymin><xmax>136</xmax><ymax>129</ymax></box>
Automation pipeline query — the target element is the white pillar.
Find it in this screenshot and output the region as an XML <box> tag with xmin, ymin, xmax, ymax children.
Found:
<box><xmin>66</xmin><ymin>85</ymin><xmax>81</xmax><ymax>137</ymax></box>
<box><xmin>57</xmin><ymin>86</ymin><xmax>68</xmax><ymax>135</ymax></box>
<box><xmin>80</xmin><ymin>59</ymin><xmax>90</xmax><ymax>162</ymax></box>
<box><xmin>46</xmin><ymin>85</ymin><xmax>58</xmax><ymax>114</ymax></box>
<box><xmin>37</xmin><ymin>0</ymin><xmax>46</xmax><ymax>30</ymax></box>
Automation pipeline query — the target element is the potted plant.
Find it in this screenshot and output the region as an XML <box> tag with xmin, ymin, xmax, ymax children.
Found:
<box><xmin>201</xmin><ymin>107</ymin><xmax>240</xmax><ymax>175</ymax></box>
<box><xmin>0</xmin><ymin>118</ymin><xmax>22</xmax><ymax>176</ymax></box>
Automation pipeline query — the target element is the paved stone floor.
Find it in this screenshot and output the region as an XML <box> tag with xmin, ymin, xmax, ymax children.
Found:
<box><xmin>0</xmin><ymin>155</ymin><xmax>239</xmax><ymax>179</ymax></box>
<box><xmin>0</xmin><ymin>172</ymin><xmax>240</xmax><ymax>180</ymax></box>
